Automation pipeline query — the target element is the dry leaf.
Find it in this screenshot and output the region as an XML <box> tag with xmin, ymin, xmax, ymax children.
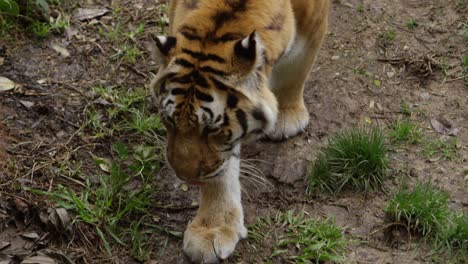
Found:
<box><xmin>50</xmin><ymin>43</ymin><xmax>70</xmax><ymax>58</ymax></box>
<box><xmin>20</xmin><ymin>100</ymin><xmax>35</xmax><ymax>109</ymax></box>
<box><xmin>0</xmin><ymin>241</ymin><xmax>11</xmax><ymax>250</ymax></box>
<box><xmin>430</xmin><ymin>116</ymin><xmax>459</xmax><ymax>136</ymax></box>
<box><xmin>14</xmin><ymin>198</ymin><xmax>29</xmax><ymax>213</ymax></box>
<box><xmin>39</xmin><ymin>208</ymin><xmax>72</xmax><ymax>232</ymax></box>
<box><xmin>365</xmin><ymin>116</ymin><xmax>372</xmax><ymax>124</ymax></box>
<box><xmin>73</xmin><ymin>7</ymin><xmax>110</xmax><ymax>21</ymax></box>
<box><xmin>21</xmin><ymin>232</ymin><xmax>40</xmax><ymax>240</ymax></box>
<box><xmin>0</xmin><ymin>76</ymin><xmax>16</xmax><ymax>92</ymax></box>
<box><xmin>180</xmin><ymin>184</ymin><xmax>188</xmax><ymax>192</ymax></box>
<box><xmin>21</xmin><ymin>256</ymin><xmax>56</xmax><ymax>264</ymax></box>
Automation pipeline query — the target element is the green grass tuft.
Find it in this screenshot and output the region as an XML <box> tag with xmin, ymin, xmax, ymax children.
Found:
<box><xmin>441</xmin><ymin>213</ymin><xmax>468</xmax><ymax>258</ymax></box>
<box><xmin>385</xmin><ymin>181</ymin><xmax>450</xmax><ymax>238</ymax></box>
<box><xmin>249</xmin><ymin>210</ymin><xmax>348</xmax><ymax>263</ymax></box>
<box><xmin>389</xmin><ymin>119</ymin><xmax>422</xmax><ymax>144</ymax></box>
<box><xmin>406</xmin><ymin>19</ymin><xmax>418</xmax><ymax>29</ymax></box>
<box><xmin>308</xmin><ymin>127</ymin><xmax>388</xmax><ymax>193</ymax></box>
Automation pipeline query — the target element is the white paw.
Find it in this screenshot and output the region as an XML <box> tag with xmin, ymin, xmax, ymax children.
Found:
<box><xmin>183</xmin><ymin>223</ymin><xmax>246</xmax><ymax>263</ymax></box>
<box><xmin>266</xmin><ymin>105</ymin><xmax>309</xmax><ymax>141</ymax></box>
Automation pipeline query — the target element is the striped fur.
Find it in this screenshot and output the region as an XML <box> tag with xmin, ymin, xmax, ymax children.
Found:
<box><xmin>148</xmin><ymin>0</ymin><xmax>328</xmax><ymax>262</ymax></box>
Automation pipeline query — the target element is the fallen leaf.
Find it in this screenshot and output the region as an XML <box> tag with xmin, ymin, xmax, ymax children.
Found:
<box><xmin>36</xmin><ymin>79</ymin><xmax>47</xmax><ymax>84</ymax></box>
<box><xmin>73</xmin><ymin>7</ymin><xmax>110</xmax><ymax>21</ymax></box>
<box><xmin>0</xmin><ymin>76</ymin><xmax>16</xmax><ymax>92</ymax></box>
<box><xmin>365</xmin><ymin>116</ymin><xmax>372</xmax><ymax>124</ymax></box>
<box><xmin>0</xmin><ymin>57</ymin><xmax>4</xmax><ymax>66</ymax></box>
<box><xmin>21</xmin><ymin>232</ymin><xmax>40</xmax><ymax>240</ymax></box>
<box><xmin>180</xmin><ymin>184</ymin><xmax>188</xmax><ymax>192</ymax></box>
<box><xmin>0</xmin><ymin>241</ymin><xmax>11</xmax><ymax>250</ymax></box>
<box><xmin>374</xmin><ymin>79</ymin><xmax>381</xmax><ymax>87</ymax></box>
<box><xmin>20</xmin><ymin>100</ymin><xmax>35</xmax><ymax>109</ymax></box>
<box><xmin>431</xmin><ymin>116</ymin><xmax>459</xmax><ymax>136</ymax></box>
<box><xmin>21</xmin><ymin>256</ymin><xmax>56</xmax><ymax>264</ymax></box>
<box><xmin>50</xmin><ymin>43</ymin><xmax>70</xmax><ymax>58</ymax></box>
<box><xmin>14</xmin><ymin>198</ymin><xmax>29</xmax><ymax>213</ymax></box>
<box><xmin>54</xmin><ymin>208</ymin><xmax>72</xmax><ymax>231</ymax></box>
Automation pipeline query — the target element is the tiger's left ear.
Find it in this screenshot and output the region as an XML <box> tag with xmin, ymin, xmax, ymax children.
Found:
<box><xmin>233</xmin><ymin>31</ymin><xmax>264</xmax><ymax>73</ymax></box>
<box><xmin>147</xmin><ymin>34</ymin><xmax>177</xmax><ymax>66</ymax></box>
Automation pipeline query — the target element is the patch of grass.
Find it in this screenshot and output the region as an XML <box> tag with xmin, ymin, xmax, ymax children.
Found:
<box><xmin>441</xmin><ymin>213</ymin><xmax>468</xmax><ymax>256</ymax></box>
<box><xmin>378</xmin><ymin>29</ymin><xmax>397</xmax><ymax>46</ymax></box>
<box><xmin>422</xmin><ymin>138</ymin><xmax>459</xmax><ymax>161</ymax></box>
<box><xmin>385</xmin><ymin>181</ymin><xmax>450</xmax><ymax>238</ymax></box>
<box><xmin>30</xmin><ymin>20</ymin><xmax>50</xmax><ymax>37</ymax></box>
<box><xmin>389</xmin><ymin>119</ymin><xmax>422</xmax><ymax>144</ymax></box>
<box><xmin>386</xmin><ymin>182</ymin><xmax>468</xmax><ymax>262</ymax></box>
<box><xmin>356</xmin><ymin>4</ymin><xmax>364</xmax><ymax>13</ymax></box>
<box><xmin>0</xmin><ymin>0</ymin><xmax>69</xmax><ymax>37</ymax></box>
<box><xmin>249</xmin><ymin>210</ymin><xmax>348</xmax><ymax>263</ymax></box>
<box><xmin>85</xmin><ymin>86</ymin><xmax>163</xmax><ymax>140</ymax></box>
<box><xmin>30</xmin><ymin>142</ymin><xmax>170</xmax><ymax>260</ymax></box>
<box><xmin>400</xmin><ymin>99</ymin><xmax>411</xmax><ymax>115</ymax></box>
<box><xmin>308</xmin><ymin>127</ymin><xmax>388</xmax><ymax>193</ymax></box>
<box><xmin>406</xmin><ymin>19</ymin><xmax>418</xmax><ymax>29</ymax></box>
<box><xmin>111</xmin><ymin>44</ymin><xmax>143</xmax><ymax>64</ymax></box>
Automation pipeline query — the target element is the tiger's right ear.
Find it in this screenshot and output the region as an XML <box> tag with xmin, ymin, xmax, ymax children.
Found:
<box><xmin>147</xmin><ymin>34</ymin><xmax>177</xmax><ymax>65</ymax></box>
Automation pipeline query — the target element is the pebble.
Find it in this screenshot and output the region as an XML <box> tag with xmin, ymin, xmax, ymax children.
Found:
<box><xmin>420</xmin><ymin>92</ymin><xmax>430</xmax><ymax>100</ymax></box>
<box><xmin>331</xmin><ymin>55</ymin><xmax>340</xmax><ymax>60</ymax></box>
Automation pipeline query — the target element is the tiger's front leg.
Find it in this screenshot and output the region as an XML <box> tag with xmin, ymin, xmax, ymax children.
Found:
<box><xmin>183</xmin><ymin>155</ymin><xmax>247</xmax><ymax>264</ymax></box>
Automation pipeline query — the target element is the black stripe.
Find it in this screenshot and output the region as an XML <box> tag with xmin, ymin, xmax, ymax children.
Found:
<box><xmin>223</xmin><ymin>113</ymin><xmax>230</xmax><ymax>126</ymax></box>
<box><xmin>192</xmin><ymin>71</ymin><xmax>209</xmax><ymax>88</ymax></box>
<box><xmin>164</xmin><ymin>99</ymin><xmax>174</xmax><ymax>107</ymax></box>
<box><xmin>227</xmin><ymin>93</ymin><xmax>238</xmax><ymax>108</ymax></box>
<box><xmin>252</xmin><ymin>107</ymin><xmax>266</xmax><ymax>122</ymax></box>
<box><xmin>179</xmin><ymin>26</ymin><xmax>202</xmax><ymax>41</ymax></box>
<box><xmin>182</xmin><ymin>48</ymin><xmax>226</xmax><ymax>63</ymax></box>
<box><xmin>195</xmin><ymin>90</ymin><xmax>214</xmax><ymax>102</ymax></box>
<box><xmin>235</xmin><ymin>109</ymin><xmax>248</xmax><ymax>137</ymax></box>
<box><xmin>210</xmin><ymin>32</ymin><xmax>244</xmax><ymax>43</ymax></box>
<box><xmin>170</xmin><ymin>74</ymin><xmax>192</xmax><ymax>84</ymax></box>
<box><xmin>210</xmin><ymin>77</ymin><xmax>229</xmax><ymax>91</ymax></box>
<box><xmin>200</xmin><ymin>66</ymin><xmax>226</xmax><ymax>76</ymax></box>
<box><xmin>174</xmin><ymin>58</ymin><xmax>195</xmax><ymax>68</ymax></box>
<box><xmin>226</xmin><ymin>130</ymin><xmax>233</xmax><ymax>141</ymax></box>
<box><xmin>201</xmin><ymin>106</ymin><xmax>214</xmax><ymax>119</ymax></box>
<box><xmin>160</xmin><ymin>80</ymin><xmax>167</xmax><ymax>93</ymax></box>
<box><xmin>171</xmin><ymin>88</ymin><xmax>187</xmax><ymax>96</ymax></box>
<box><xmin>215</xmin><ymin>115</ymin><xmax>222</xmax><ymax>123</ymax></box>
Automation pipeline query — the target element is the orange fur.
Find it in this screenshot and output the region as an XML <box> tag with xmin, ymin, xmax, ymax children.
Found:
<box><xmin>148</xmin><ymin>0</ymin><xmax>329</xmax><ymax>262</ymax></box>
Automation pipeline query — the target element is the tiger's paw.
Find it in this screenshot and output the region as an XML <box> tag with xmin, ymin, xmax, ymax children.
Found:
<box><xmin>183</xmin><ymin>212</ymin><xmax>247</xmax><ymax>263</ymax></box>
<box><xmin>266</xmin><ymin>104</ymin><xmax>309</xmax><ymax>141</ymax></box>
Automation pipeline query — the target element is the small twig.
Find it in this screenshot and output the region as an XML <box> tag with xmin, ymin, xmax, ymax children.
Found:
<box><xmin>444</xmin><ymin>75</ymin><xmax>467</xmax><ymax>83</ymax></box>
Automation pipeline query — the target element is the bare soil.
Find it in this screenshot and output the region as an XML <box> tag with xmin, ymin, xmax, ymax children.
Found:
<box><xmin>1</xmin><ymin>0</ymin><xmax>467</xmax><ymax>263</ymax></box>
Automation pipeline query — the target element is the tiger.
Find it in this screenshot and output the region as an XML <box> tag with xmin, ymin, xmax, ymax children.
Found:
<box><xmin>147</xmin><ymin>0</ymin><xmax>329</xmax><ymax>262</ymax></box>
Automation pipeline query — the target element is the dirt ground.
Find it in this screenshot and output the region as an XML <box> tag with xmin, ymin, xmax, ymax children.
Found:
<box><xmin>1</xmin><ymin>0</ymin><xmax>467</xmax><ymax>263</ymax></box>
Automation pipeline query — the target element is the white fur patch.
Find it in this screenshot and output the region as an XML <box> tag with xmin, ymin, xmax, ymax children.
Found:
<box><xmin>157</xmin><ymin>35</ymin><xmax>167</xmax><ymax>45</ymax></box>
<box><xmin>241</xmin><ymin>36</ymin><xmax>249</xmax><ymax>49</ymax></box>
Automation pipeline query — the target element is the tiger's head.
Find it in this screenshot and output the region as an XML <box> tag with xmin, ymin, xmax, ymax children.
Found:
<box><xmin>148</xmin><ymin>30</ymin><xmax>278</xmax><ymax>184</ymax></box>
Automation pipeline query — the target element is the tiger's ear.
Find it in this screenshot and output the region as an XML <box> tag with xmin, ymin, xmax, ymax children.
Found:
<box><xmin>147</xmin><ymin>34</ymin><xmax>177</xmax><ymax>65</ymax></box>
<box><xmin>233</xmin><ymin>31</ymin><xmax>264</xmax><ymax>73</ymax></box>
